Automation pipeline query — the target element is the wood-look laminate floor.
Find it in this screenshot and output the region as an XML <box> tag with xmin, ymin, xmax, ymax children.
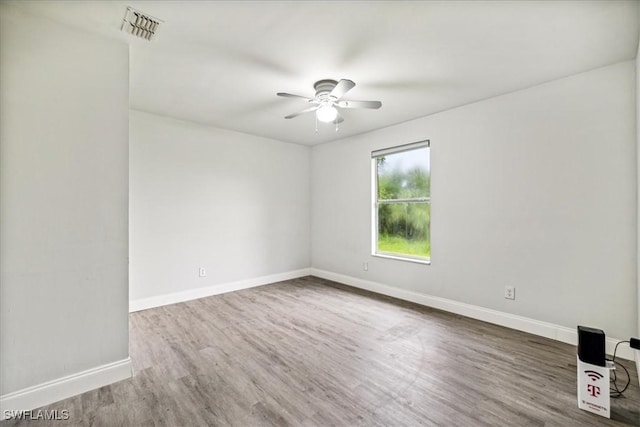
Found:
<box><xmin>4</xmin><ymin>276</ymin><xmax>639</xmax><ymax>426</ymax></box>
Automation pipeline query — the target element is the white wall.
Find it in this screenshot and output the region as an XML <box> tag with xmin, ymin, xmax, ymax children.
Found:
<box><xmin>0</xmin><ymin>6</ymin><xmax>130</xmax><ymax>396</ymax></box>
<box><xmin>636</xmin><ymin>36</ymin><xmax>640</xmax><ymax>371</ymax></box>
<box><xmin>312</xmin><ymin>61</ymin><xmax>637</xmax><ymax>341</ymax></box>
<box><xmin>129</xmin><ymin>111</ymin><xmax>310</xmax><ymax>303</ymax></box>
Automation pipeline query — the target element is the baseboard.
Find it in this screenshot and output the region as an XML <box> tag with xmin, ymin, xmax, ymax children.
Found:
<box><xmin>309</xmin><ymin>268</ymin><xmax>638</xmax><ymax>362</ymax></box>
<box><xmin>0</xmin><ymin>358</ymin><xmax>132</xmax><ymax>418</ymax></box>
<box><xmin>129</xmin><ymin>268</ymin><xmax>312</xmax><ymax>312</ymax></box>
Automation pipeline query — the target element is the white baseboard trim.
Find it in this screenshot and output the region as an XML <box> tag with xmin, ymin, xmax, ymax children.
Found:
<box><xmin>310</xmin><ymin>268</ymin><xmax>638</xmax><ymax>362</ymax></box>
<box><xmin>129</xmin><ymin>268</ymin><xmax>313</xmax><ymax>312</ymax></box>
<box><xmin>0</xmin><ymin>358</ymin><xmax>132</xmax><ymax>418</ymax></box>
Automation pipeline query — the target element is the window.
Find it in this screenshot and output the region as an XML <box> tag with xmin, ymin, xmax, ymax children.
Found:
<box><xmin>372</xmin><ymin>140</ymin><xmax>430</xmax><ymax>262</ymax></box>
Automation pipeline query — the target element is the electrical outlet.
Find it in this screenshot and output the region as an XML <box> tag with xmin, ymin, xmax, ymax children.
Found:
<box><xmin>199</xmin><ymin>267</ymin><xmax>206</xmax><ymax>277</ymax></box>
<box><xmin>504</xmin><ymin>286</ymin><xmax>515</xmax><ymax>300</ymax></box>
<box><xmin>363</xmin><ymin>262</ymin><xmax>368</xmax><ymax>271</ymax></box>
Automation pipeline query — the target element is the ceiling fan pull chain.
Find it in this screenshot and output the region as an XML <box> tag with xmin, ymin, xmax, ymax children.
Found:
<box><xmin>315</xmin><ymin>115</ymin><xmax>318</xmax><ymax>133</ymax></box>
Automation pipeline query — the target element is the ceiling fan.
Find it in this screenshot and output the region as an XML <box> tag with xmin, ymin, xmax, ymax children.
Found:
<box><xmin>277</xmin><ymin>79</ymin><xmax>382</xmax><ymax>126</ymax></box>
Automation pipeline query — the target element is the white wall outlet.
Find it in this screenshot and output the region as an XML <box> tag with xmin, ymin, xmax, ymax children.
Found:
<box><xmin>198</xmin><ymin>267</ymin><xmax>206</xmax><ymax>277</ymax></box>
<box><xmin>363</xmin><ymin>262</ymin><xmax>368</xmax><ymax>271</ymax></box>
<box><xmin>504</xmin><ymin>286</ymin><xmax>515</xmax><ymax>300</ymax></box>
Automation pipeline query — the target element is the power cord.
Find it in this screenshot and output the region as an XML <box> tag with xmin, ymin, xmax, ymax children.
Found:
<box><xmin>608</xmin><ymin>340</ymin><xmax>631</xmax><ymax>398</ymax></box>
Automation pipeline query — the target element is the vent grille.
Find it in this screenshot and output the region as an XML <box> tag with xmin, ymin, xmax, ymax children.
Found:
<box><xmin>121</xmin><ymin>7</ymin><xmax>162</xmax><ymax>41</ymax></box>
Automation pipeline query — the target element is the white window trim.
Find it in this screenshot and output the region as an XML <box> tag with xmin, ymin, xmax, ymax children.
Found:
<box><xmin>372</xmin><ymin>252</ymin><xmax>432</xmax><ymax>265</ymax></box>
<box><xmin>371</xmin><ymin>140</ymin><xmax>431</xmax><ymax>264</ymax></box>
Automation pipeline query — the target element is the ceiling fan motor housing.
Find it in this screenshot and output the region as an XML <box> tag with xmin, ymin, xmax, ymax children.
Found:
<box><xmin>314</xmin><ymin>79</ymin><xmax>338</xmax><ymax>100</ymax></box>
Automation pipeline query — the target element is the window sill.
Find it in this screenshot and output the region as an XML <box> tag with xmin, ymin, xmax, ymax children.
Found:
<box><xmin>372</xmin><ymin>252</ymin><xmax>431</xmax><ymax>265</ymax></box>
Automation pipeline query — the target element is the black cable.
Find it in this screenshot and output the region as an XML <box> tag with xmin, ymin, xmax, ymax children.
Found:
<box><xmin>607</xmin><ymin>340</ymin><xmax>630</xmax><ymax>398</ymax></box>
<box><xmin>611</xmin><ymin>359</ymin><xmax>630</xmax><ymax>398</ymax></box>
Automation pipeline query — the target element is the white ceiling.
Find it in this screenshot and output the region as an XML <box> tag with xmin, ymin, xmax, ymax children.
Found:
<box><xmin>7</xmin><ymin>1</ymin><xmax>640</xmax><ymax>145</ymax></box>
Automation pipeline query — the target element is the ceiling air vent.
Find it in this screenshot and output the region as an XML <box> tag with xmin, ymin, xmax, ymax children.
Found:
<box><xmin>121</xmin><ymin>7</ymin><xmax>162</xmax><ymax>41</ymax></box>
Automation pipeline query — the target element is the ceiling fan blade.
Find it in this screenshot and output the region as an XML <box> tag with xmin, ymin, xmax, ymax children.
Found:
<box><xmin>336</xmin><ymin>100</ymin><xmax>382</xmax><ymax>109</ymax></box>
<box><xmin>277</xmin><ymin>92</ymin><xmax>315</xmax><ymax>102</ymax></box>
<box><xmin>285</xmin><ymin>105</ymin><xmax>319</xmax><ymax>119</ymax></box>
<box><xmin>330</xmin><ymin>79</ymin><xmax>355</xmax><ymax>100</ymax></box>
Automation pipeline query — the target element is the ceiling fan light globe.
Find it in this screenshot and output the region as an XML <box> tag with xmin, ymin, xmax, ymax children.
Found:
<box><xmin>316</xmin><ymin>105</ymin><xmax>338</xmax><ymax>123</ymax></box>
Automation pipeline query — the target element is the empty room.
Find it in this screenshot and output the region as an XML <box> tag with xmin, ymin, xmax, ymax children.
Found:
<box><xmin>1</xmin><ymin>0</ymin><xmax>640</xmax><ymax>425</ymax></box>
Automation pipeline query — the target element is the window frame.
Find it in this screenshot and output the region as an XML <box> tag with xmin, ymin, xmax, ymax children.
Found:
<box><xmin>371</xmin><ymin>140</ymin><xmax>431</xmax><ymax>264</ymax></box>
